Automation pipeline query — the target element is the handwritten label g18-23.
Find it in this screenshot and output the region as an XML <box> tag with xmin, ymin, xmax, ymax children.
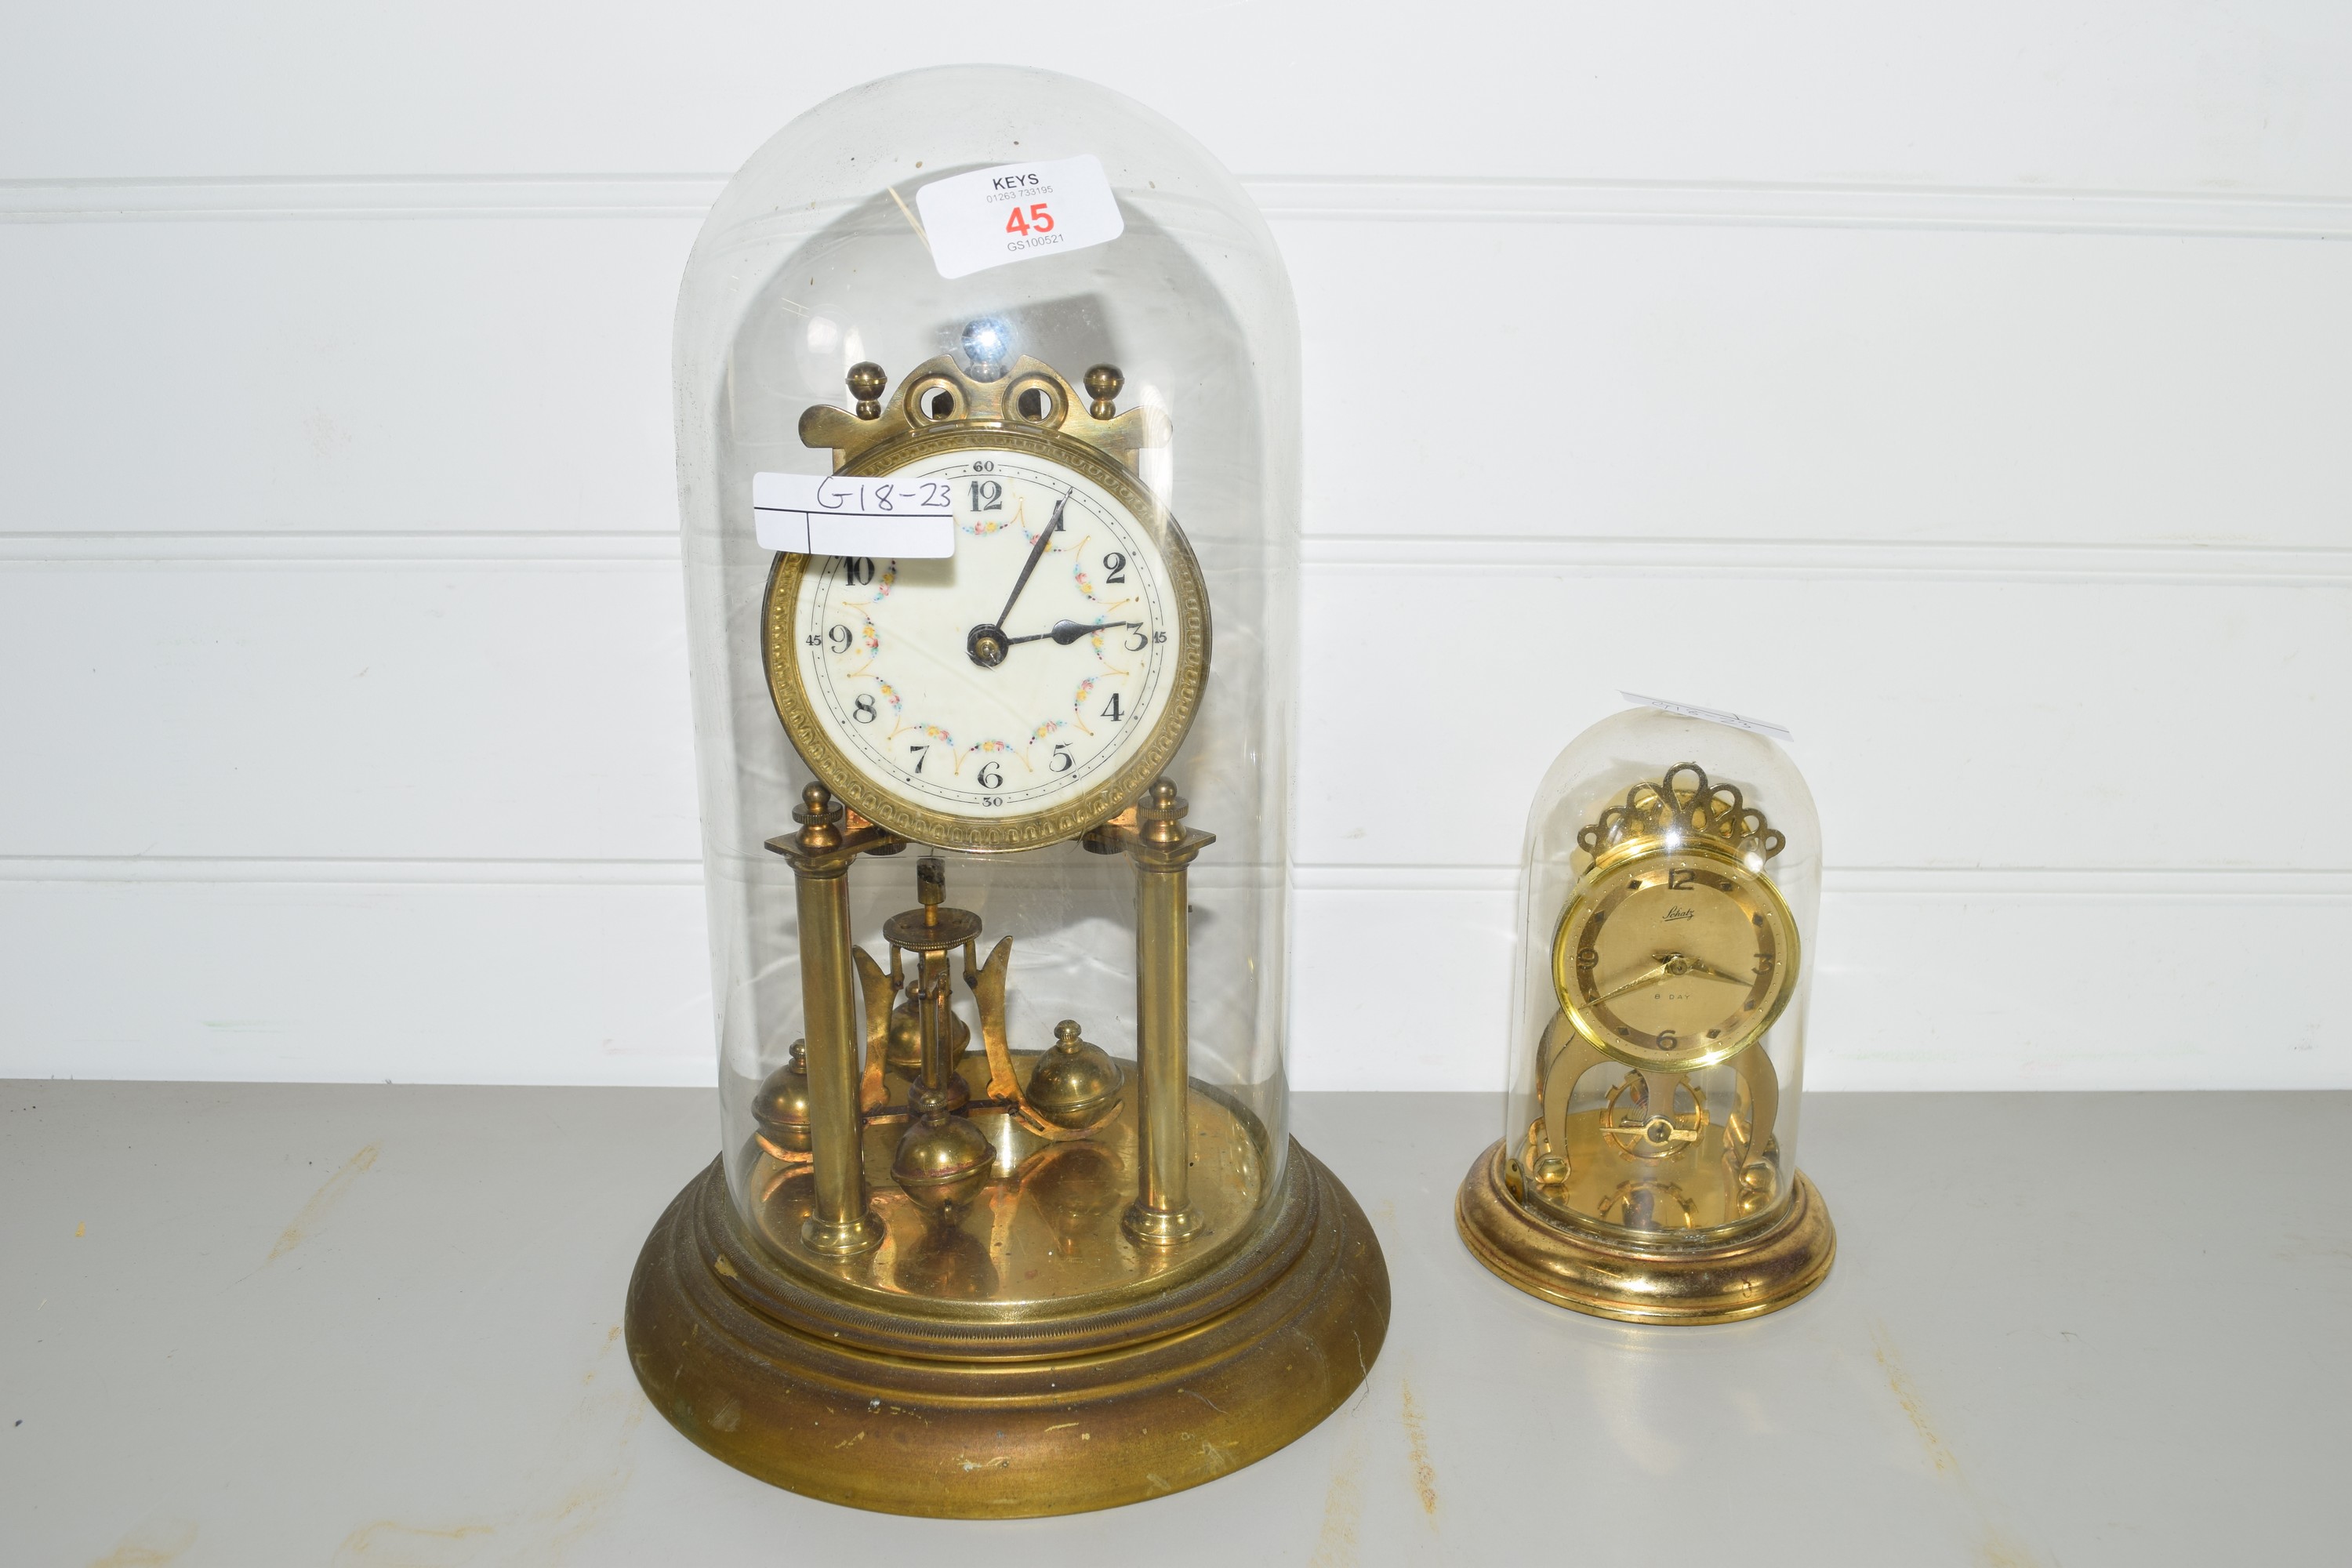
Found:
<box><xmin>753</xmin><ymin>471</ymin><xmax>956</xmax><ymax>557</ymax></box>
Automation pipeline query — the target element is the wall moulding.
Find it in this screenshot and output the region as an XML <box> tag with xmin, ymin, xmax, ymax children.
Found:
<box><xmin>5</xmin><ymin>174</ymin><xmax>2350</xmax><ymax>241</ymax></box>
<box><xmin>5</xmin><ymin>856</ymin><xmax>2345</xmax><ymax>901</ymax></box>
<box><xmin>0</xmin><ymin>856</ymin><xmax>705</xmax><ymax>886</ymax></box>
<box><xmin>1290</xmin><ymin>866</ymin><xmax>2352</xmax><ymax>899</ymax></box>
<box><xmin>3</xmin><ymin>532</ymin><xmax>2349</xmax><ymax>589</ymax></box>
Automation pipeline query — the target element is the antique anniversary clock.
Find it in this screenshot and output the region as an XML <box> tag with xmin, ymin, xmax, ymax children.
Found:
<box><xmin>1456</xmin><ymin>705</ymin><xmax>1836</xmax><ymax>1322</ymax></box>
<box><xmin>627</xmin><ymin>67</ymin><xmax>1389</xmax><ymax>1517</ymax></box>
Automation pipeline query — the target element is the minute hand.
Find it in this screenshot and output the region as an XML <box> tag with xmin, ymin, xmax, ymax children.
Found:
<box><xmin>1589</xmin><ymin>961</ymin><xmax>1675</xmax><ymax>1007</ymax></box>
<box><xmin>991</xmin><ymin>499</ymin><xmax>1066</xmax><ymax>630</ymax></box>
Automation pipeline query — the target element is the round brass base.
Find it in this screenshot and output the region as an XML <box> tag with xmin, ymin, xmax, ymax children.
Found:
<box><xmin>1454</xmin><ymin>1141</ymin><xmax>1834</xmax><ymax>1324</ymax></box>
<box><xmin>626</xmin><ymin>1141</ymin><xmax>1389</xmax><ymax>1517</ymax></box>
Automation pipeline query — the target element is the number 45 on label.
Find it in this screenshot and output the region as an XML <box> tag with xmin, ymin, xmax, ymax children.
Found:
<box><xmin>915</xmin><ymin>154</ymin><xmax>1124</xmax><ymax>280</ymax></box>
<box><xmin>1004</xmin><ymin>203</ymin><xmax>1055</xmax><ymax>236</ymax></box>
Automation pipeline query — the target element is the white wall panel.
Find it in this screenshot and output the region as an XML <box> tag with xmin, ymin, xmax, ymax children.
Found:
<box><xmin>10</xmin><ymin>555</ymin><xmax>2336</xmax><ymax>874</ymax></box>
<box><xmin>6</xmin><ymin>552</ymin><xmax>2342</xmax><ymax>1093</ymax></box>
<box><xmin>11</xmin><ymin>869</ymin><xmax>2343</xmax><ymax>1094</ymax></box>
<box><xmin>4</xmin><ymin>4</ymin><xmax>2349</xmax><ymax>193</ymax></box>
<box><xmin>4</xmin><ymin>5</ymin><xmax>2349</xmax><ymax>1091</ymax></box>
<box><xmin>9</xmin><ymin>212</ymin><xmax>2343</xmax><ymax>545</ymax></box>
<box><xmin>9</xmin><ymin>213</ymin><xmax>2345</xmax><ymax>546</ymax></box>
<box><xmin>0</xmin><ymin>877</ymin><xmax>711</xmax><ymax>1086</ymax></box>
<box><xmin>1290</xmin><ymin>873</ymin><xmax>2352</xmax><ymax>1094</ymax></box>
<box><xmin>1809</xmin><ymin>873</ymin><xmax>2352</xmax><ymax>1093</ymax></box>
<box><xmin>0</xmin><ymin>219</ymin><xmax>684</xmax><ymax>536</ymax></box>
<box><xmin>0</xmin><ymin>561</ymin><xmax>698</xmax><ymax>860</ymax></box>
<box><xmin>1296</xmin><ymin>561</ymin><xmax>2352</xmax><ymax>871</ymax></box>
<box><xmin>1291</xmin><ymin>222</ymin><xmax>2352</xmax><ymax>548</ymax></box>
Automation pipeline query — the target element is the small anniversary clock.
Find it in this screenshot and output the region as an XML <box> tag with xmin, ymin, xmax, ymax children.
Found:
<box><xmin>630</xmin><ymin>65</ymin><xmax>1388</xmax><ymax>1519</ymax></box>
<box><xmin>1456</xmin><ymin>705</ymin><xmax>1836</xmax><ymax>1323</ymax></box>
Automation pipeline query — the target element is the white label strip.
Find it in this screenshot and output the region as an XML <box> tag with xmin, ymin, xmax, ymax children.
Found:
<box><xmin>1621</xmin><ymin>691</ymin><xmax>1796</xmax><ymax>745</ymax></box>
<box><xmin>753</xmin><ymin>471</ymin><xmax>956</xmax><ymax>558</ymax></box>
<box><xmin>913</xmin><ymin>154</ymin><xmax>1124</xmax><ymax>281</ymax></box>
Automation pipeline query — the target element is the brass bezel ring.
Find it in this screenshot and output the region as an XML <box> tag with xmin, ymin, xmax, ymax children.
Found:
<box><xmin>763</xmin><ymin>423</ymin><xmax>1211</xmax><ymax>855</ymax></box>
<box><xmin>1549</xmin><ymin>838</ymin><xmax>1801</xmax><ymax>1074</ymax></box>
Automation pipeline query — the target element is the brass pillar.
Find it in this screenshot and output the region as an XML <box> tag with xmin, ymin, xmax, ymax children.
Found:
<box><xmin>769</xmin><ymin>783</ymin><xmax>888</xmax><ymax>1257</ymax></box>
<box><xmin>1122</xmin><ymin>778</ymin><xmax>1215</xmax><ymax>1246</ymax></box>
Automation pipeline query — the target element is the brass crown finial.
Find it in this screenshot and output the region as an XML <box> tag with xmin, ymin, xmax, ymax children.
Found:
<box><xmin>1083</xmin><ymin>364</ymin><xmax>1123</xmax><ymax>419</ymax></box>
<box><xmin>1577</xmin><ymin>762</ymin><xmax>1785</xmax><ymax>867</ymax></box>
<box><xmin>845</xmin><ymin>361</ymin><xmax>886</xmax><ymax>419</ymax></box>
<box><xmin>799</xmin><ymin>346</ymin><xmax>1170</xmax><ymax>474</ymax></box>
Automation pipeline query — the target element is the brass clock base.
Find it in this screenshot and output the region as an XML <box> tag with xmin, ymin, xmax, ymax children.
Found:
<box><xmin>626</xmin><ymin>1141</ymin><xmax>1388</xmax><ymax>1518</ymax></box>
<box><xmin>1454</xmin><ymin>1141</ymin><xmax>1833</xmax><ymax>1324</ymax></box>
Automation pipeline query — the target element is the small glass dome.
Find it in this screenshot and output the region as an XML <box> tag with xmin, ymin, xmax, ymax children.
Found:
<box><xmin>673</xmin><ymin>65</ymin><xmax>1300</xmax><ymax>1320</ymax></box>
<box><xmin>1504</xmin><ymin>706</ymin><xmax>1822</xmax><ymax>1240</ymax></box>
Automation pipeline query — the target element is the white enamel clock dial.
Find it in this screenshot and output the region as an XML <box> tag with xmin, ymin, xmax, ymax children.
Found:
<box><xmin>771</xmin><ymin>445</ymin><xmax>1205</xmax><ymax>850</ymax></box>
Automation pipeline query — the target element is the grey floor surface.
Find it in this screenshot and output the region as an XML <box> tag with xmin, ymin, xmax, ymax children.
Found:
<box><xmin>3</xmin><ymin>1083</ymin><xmax>2346</xmax><ymax>1566</ymax></box>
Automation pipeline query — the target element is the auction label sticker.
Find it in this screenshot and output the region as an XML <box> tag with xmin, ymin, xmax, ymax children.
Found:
<box><xmin>914</xmin><ymin>154</ymin><xmax>1123</xmax><ymax>280</ymax></box>
<box><xmin>1621</xmin><ymin>692</ymin><xmax>1795</xmax><ymax>745</ymax></box>
<box><xmin>753</xmin><ymin>472</ymin><xmax>955</xmax><ymax>557</ymax></box>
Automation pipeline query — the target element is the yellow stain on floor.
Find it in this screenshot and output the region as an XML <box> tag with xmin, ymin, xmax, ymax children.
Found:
<box><xmin>1873</xmin><ymin>1330</ymin><xmax>1961</xmax><ymax>1477</ymax></box>
<box><xmin>1872</xmin><ymin>1323</ymin><xmax>2052</xmax><ymax>1568</ymax></box>
<box><xmin>267</xmin><ymin>1144</ymin><xmax>380</xmax><ymax>1263</ymax></box>
<box><xmin>1399</xmin><ymin>1376</ymin><xmax>1439</xmax><ymax>1517</ymax></box>
<box><xmin>1311</xmin><ymin>1421</ymin><xmax>1367</xmax><ymax>1568</ymax></box>
<box><xmin>85</xmin><ymin>1519</ymin><xmax>197</xmax><ymax>1567</ymax></box>
<box><xmin>328</xmin><ymin>1521</ymin><xmax>495</xmax><ymax>1566</ymax></box>
<box><xmin>327</xmin><ymin>1325</ymin><xmax>643</xmax><ymax>1566</ymax></box>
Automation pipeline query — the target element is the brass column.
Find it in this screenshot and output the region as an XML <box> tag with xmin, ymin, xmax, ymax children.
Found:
<box><xmin>768</xmin><ymin>783</ymin><xmax>891</xmax><ymax>1257</ymax></box>
<box><xmin>1122</xmin><ymin>777</ymin><xmax>1215</xmax><ymax>1245</ymax></box>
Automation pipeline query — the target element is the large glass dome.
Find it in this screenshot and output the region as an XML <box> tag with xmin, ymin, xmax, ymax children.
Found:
<box><xmin>676</xmin><ymin>62</ymin><xmax>1298</xmax><ymax>1298</ymax></box>
<box><xmin>636</xmin><ymin>67</ymin><xmax>1380</xmax><ymax>1518</ymax></box>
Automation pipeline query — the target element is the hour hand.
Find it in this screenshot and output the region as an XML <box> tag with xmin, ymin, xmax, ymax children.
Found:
<box><xmin>1001</xmin><ymin>619</ymin><xmax>1142</xmax><ymax>648</ymax></box>
<box><xmin>1679</xmin><ymin>956</ymin><xmax>1756</xmax><ymax>989</ymax></box>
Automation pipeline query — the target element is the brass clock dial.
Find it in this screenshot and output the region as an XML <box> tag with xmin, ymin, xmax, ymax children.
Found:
<box><xmin>766</xmin><ymin>426</ymin><xmax>1208</xmax><ymax>854</ymax></box>
<box><xmin>1552</xmin><ymin>844</ymin><xmax>1798</xmax><ymax>1073</ymax></box>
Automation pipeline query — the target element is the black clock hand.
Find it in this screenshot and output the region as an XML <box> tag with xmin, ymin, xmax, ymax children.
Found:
<box><xmin>967</xmin><ymin>500</ymin><xmax>1069</xmax><ymax>669</ymax></box>
<box><xmin>1678</xmin><ymin>956</ymin><xmax>1756</xmax><ymax>988</ymax></box>
<box><xmin>991</xmin><ymin>499</ymin><xmax>1065</xmax><ymax>630</ymax></box>
<box><xmin>1000</xmin><ymin>619</ymin><xmax>1143</xmax><ymax>648</ymax></box>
